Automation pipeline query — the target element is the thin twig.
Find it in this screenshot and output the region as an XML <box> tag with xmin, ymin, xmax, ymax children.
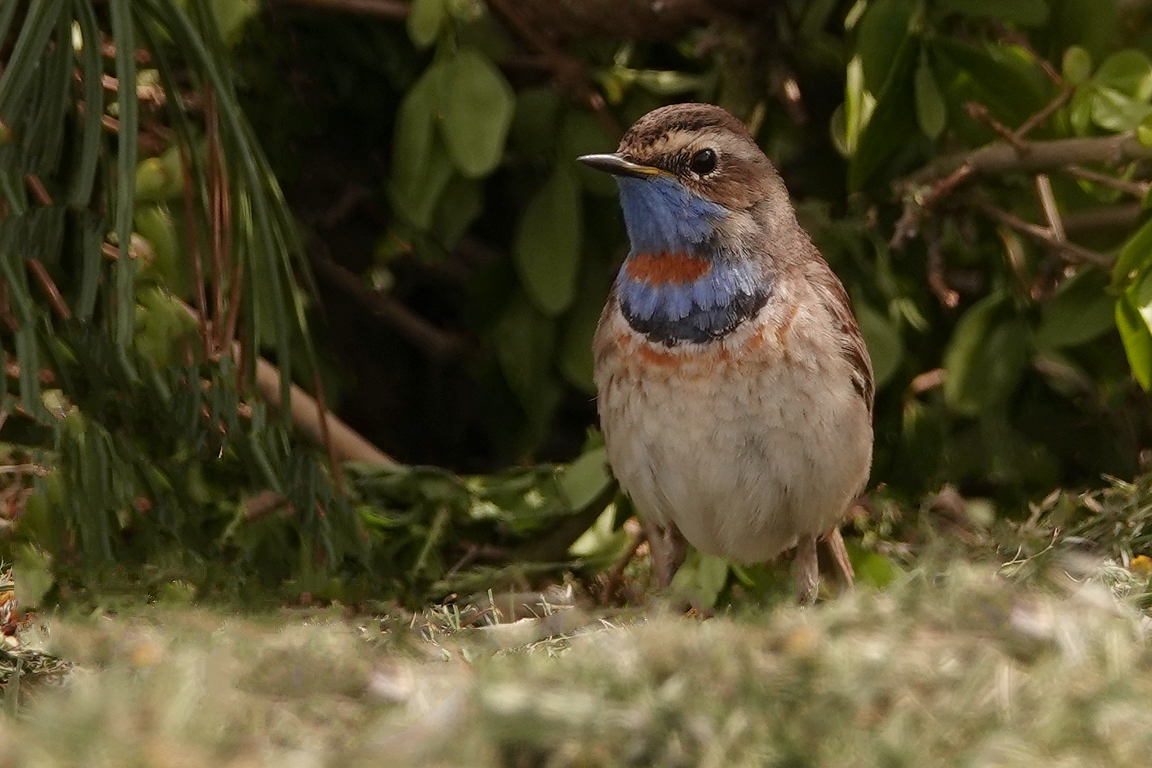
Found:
<box><xmin>911</xmin><ymin>369</ymin><xmax>945</xmax><ymax>394</ymax></box>
<box><xmin>892</xmin><ymin>163</ymin><xmax>973</xmax><ymax>247</ymax></box>
<box><xmin>967</xmin><ymin>102</ymin><xmax>1028</xmax><ymax>152</ymax></box>
<box><xmin>926</xmin><ymin>234</ymin><xmax>959</xmax><ymax>308</ymax></box>
<box><xmin>310</xmin><ymin>250</ymin><xmax>465</xmax><ymax>362</ymax></box>
<box><xmin>1035</xmin><ymin>175</ymin><xmax>1065</xmax><ymax>242</ymax></box>
<box><xmin>975</xmin><ymin>201</ymin><xmax>1111</xmax><ymax>267</ymax></box>
<box><xmin>1013</xmin><ymin>89</ymin><xmax>1073</xmax><ymax>140</ymax></box>
<box><xmin>1063</xmin><ymin>165</ymin><xmax>1150</xmax><ymax>198</ymax></box>
<box><xmin>996</xmin><ymin>25</ymin><xmax>1066</xmax><ymax>88</ymax></box>
<box><xmin>23</xmin><ymin>177</ymin><xmax>52</xmax><ymax>206</ymax></box>
<box><xmin>25</xmin><ymin>260</ymin><xmax>72</xmax><ymax>320</ymax></box>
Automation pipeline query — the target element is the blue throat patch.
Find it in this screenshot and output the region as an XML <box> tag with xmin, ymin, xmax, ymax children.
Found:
<box><xmin>614</xmin><ymin>175</ymin><xmax>770</xmax><ymax>346</ymax></box>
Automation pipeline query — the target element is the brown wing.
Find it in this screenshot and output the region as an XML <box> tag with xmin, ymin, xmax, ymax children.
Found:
<box><xmin>811</xmin><ymin>264</ymin><xmax>874</xmax><ymax>416</ymax></box>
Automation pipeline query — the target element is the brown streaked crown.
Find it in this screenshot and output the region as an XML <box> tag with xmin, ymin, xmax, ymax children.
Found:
<box><xmin>617</xmin><ymin>103</ymin><xmax>781</xmax><ymax>210</ymax></box>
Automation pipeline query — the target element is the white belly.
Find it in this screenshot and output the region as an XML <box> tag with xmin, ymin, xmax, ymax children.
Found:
<box><xmin>594</xmin><ymin>301</ymin><xmax>872</xmax><ymax>563</ymax></box>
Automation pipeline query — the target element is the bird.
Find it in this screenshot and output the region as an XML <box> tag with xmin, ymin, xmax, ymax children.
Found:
<box><xmin>578</xmin><ymin>103</ymin><xmax>874</xmax><ymax>604</ymax></box>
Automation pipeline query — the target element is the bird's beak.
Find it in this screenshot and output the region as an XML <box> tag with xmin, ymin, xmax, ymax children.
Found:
<box><xmin>577</xmin><ymin>153</ymin><xmax>661</xmax><ymax>179</ymax></box>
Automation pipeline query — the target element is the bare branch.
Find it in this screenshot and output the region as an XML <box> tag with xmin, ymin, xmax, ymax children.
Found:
<box><xmin>909</xmin><ymin>134</ymin><xmax>1152</xmax><ymax>188</ymax></box>
<box><xmin>310</xmin><ymin>251</ymin><xmax>466</xmax><ymax>363</ymax></box>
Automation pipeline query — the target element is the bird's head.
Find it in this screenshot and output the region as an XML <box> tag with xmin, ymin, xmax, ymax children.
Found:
<box><xmin>578</xmin><ymin>104</ymin><xmax>796</xmax><ymax>346</ymax></box>
<box><xmin>579</xmin><ymin>103</ymin><xmax>791</xmax><ymax>257</ymax></box>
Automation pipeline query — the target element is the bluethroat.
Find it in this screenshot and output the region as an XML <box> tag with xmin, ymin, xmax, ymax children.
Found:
<box><xmin>579</xmin><ymin>104</ymin><xmax>874</xmax><ymax>603</ymax></box>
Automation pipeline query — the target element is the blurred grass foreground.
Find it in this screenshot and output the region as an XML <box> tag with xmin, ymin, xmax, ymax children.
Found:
<box><xmin>0</xmin><ymin>556</ymin><xmax>1149</xmax><ymax>767</ymax></box>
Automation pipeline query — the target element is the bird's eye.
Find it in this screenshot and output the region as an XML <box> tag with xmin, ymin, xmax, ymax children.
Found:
<box><xmin>689</xmin><ymin>148</ymin><xmax>717</xmax><ymax>176</ymax></box>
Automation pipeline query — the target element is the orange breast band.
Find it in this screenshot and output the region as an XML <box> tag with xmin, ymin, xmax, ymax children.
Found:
<box><xmin>624</xmin><ymin>252</ymin><xmax>712</xmax><ymax>285</ymax></box>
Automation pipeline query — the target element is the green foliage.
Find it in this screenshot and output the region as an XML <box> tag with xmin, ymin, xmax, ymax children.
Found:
<box><xmin>0</xmin><ymin>0</ymin><xmax>363</xmax><ymax>601</ymax></box>
<box><xmin>11</xmin><ymin>0</ymin><xmax>1152</xmax><ymax>606</ymax></box>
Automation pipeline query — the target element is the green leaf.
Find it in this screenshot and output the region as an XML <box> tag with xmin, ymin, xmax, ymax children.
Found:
<box><xmin>937</xmin><ymin>0</ymin><xmax>1049</xmax><ymax>25</ymax></box>
<box><xmin>1035</xmin><ymin>269</ymin><xmax>1115</xmax><ymax>349</ymax></box>
<box><xmin>558</xmin><ymin>446</ymin><xmax>611</xmax><ymax>511</ymax></box>
<box><xmin>1112</xmin><ymin>216</ymin><xmax>1152</xmax><ymax>290</ymax></box>
<box><xmin>135</xmin><ymin>204</ymin><xmax>188</xmax><ymax>297</ymax></box>
<box><xmin>670</xmin><ymin>550</ymin><xmax>730</xmax><ymax>608</ymax></box>
<box><xmin>210</xmin><ymin>0</ymin><xmax>258</xmax><ymax>45</ymax></box>
<box><xmin>914</xmin><ymin>49</ymin><xmax>946</xmax><ymax>140</ymax></box>
<box><xmin>1090</xmin><ymin>87</ymin><xmax>1152</xmax><ymax>132</ymax></box>
<box><xmin>514</xmin><ymin>168</ymin><xmax>583</xmax><ymax>316</ymax></box>
<box><xmin>1093</xmin><ymin>50</ymin><xmax>1152</xmax><ymax>99</ymax></box>
<box><xmin>834</xmin><ymin>56</ymin><xmax>876</xmax><ymax>157</ymax></box>
<box><xmin>1118</xmin><ymin>293</ymin><xmax>1152</xmax><ymax>389</ymax></box>
<box><xmin>943</xmin><ymin>294</ymin><xmax>1031</xmax><ymax>415</ymax></box>
<box><xmin>855</xmin><ymin>301</ymin><xmax>903</xmax><ymax>389</ymax></box>
<box><xmin>510</xmin><ymin>87</ymin><xmax>563</xmax><ymax>158</ymax></box>
<box><xmin>1139</xmin><ymin>113</ymin><xmax>1152</xmax><ymax>147</ymax></box>
<box><xmin>388</xmin><ymin>63</ymin><xmax>453</xmax><ymax>229</ymax></box>
<box><xmin>1051</xmin><ymin>0</ymin><xmax>1117</xmax><ymax>61</ymax></box>
<box><xmin>848</xmin><ymin>542</ymin><xmax>900</xmax><ymax>588</ymax></box>
<box><xmin>1062</xmin><ymin>45</ymin><xmax>1093</xmax><ymax>86</ymax></box>
<box><xmin>932</xmin><ymin>39</ymin><xmax>1052</xmax><ymax>129</ymax></box>
<box><xmin>855</xmin><ymin>0</ymin><xmax>913</xmax><ymax>94</ymax></box>
<box><xmin>849</xmin><ymin>36</ymin><xmax>917</xmax><ymax>191</ymax></box>
<box><xmin>431</xmin><ymin>175</ymin><xmax>483</xmax><ymax>250</ymax></box>
<box><xmin>406</xmin><ymin>0</ymin><xmax>444</xmax><ymax>48</ymax></box>
<box><xmin>1134</xmin><ymin>267</ymin><xmax>1152</xmax><ymax>334</ymax></box>
<box><xmin>438</xmin><ymin>47</ymin><xmax>514</xmax><ymax>178</ymax></box>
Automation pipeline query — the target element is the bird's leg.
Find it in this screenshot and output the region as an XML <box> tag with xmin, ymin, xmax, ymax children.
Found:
<box><xmin>794</xmin><ymin>534</ymin><xmax>819</xmax><ymax>605</ymax></box>
<box><xmin>820</xmin><ymin>527</ymin><xmax>855</xmax><ymax>592</ymax></box>
<box><xmin>641</xmin><ymin>518</ymin><xmax>688</xmax><ymax>589</ymax></box>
